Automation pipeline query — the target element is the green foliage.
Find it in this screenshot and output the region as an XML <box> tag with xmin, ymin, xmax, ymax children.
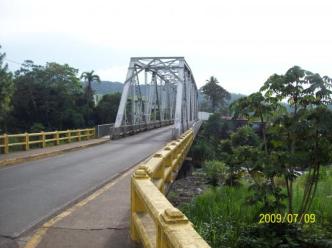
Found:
<box><xmin>230</xmin><ymin>125</ymin><xmax>260</xmax><ymax>147</ymax></box>
<box><xmin>10</xmin><ymin>61</ymin><xmax>88</xmax><ymax>132</ymax></box>
<box><xmin>293</xmin><ymin>167</ymin><xmax>332</xmax><ymax>224</ymax></box>
<box><xmin>230</xmin><ymin>92</ymin><xmax>273</xmax><ymax>121</ymax></box>
<box><xmin>201</xmin><ymin>76</ymin><xmax>230</xmax><ymax>113</ymax></box>
<box><xmin>0</xmin><ymin>46</ymin><xmax>123</xmax><ymax>133</ymax></box>
<box><xmin>227</xmin><ymin>66</ymin><xmax>332</xmax><ymax>214</ymax></box>
<box><xmin>30</xmin><ymin>122</ymin><xmax>45</xmax><ymax>132</ymax></box>
<box><xmin>203</xmin><ymin>160</ymin><xmax>227</xmax><ymax>186</ymax></box>
<box><xmin>80</xmin><ymin>70</ymin><xmax>100</xmax><ymax>107</ymax></box>
<box><xmin>0</xmin><ymin>46</ymin><xmax>14</xmax><ymax>132</ymax></box>
<box><xmin>183</xmin><ymin>169</ymin><xmax>332</xmax><ymax>247</ymax></box>
<box><xmin>217</xmin><ymin>126</ymin><xmax>263</xmax><ymax>187</ymax></box>
<box><xmin>181</xmin><ymin>186</ymin><xmax>261</xmax><ymax>247</ymax></box>
<box><xmin>237</xmin><ymin>222</ymin><xmax>332</xmax><ymax>248</ymax></box>
<box><xmin>95</xmin><ymin>93</ymin><xmax>121</xmax><ymax>123</ymax></box>
<box><xmin>188</xmin><ymin>65</ymin><xmax>332</xmax><ymax>247</ymax></box>
<box><xmin>262</xmin><ymin>76</ymin><xmax>332</xmax><ymax>213</ymax></box>
<box><xmin>191</xmin><ymin>138</ymin><xmax>215</xmax><ymax>166</ymax></box>
<box><xmin>203</xmin><ymin>113</ymin><xmax>232</xmax><ymax>144</ymax></box>
<box><xmin>260</xmin><ymin>66</ymin><xmax>332</xmax><ymax>113</ymax></box>
<box><xmin>230</xmin><ymin>92</ymin><xmax>286</xmax><ymax>153</ymax></box>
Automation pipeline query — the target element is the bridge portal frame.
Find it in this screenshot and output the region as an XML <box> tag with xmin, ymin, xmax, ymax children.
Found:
<box><xmin>114</xmin><ymin>57</ymin><xmax>198</xmax><ymax>138</ymax></box>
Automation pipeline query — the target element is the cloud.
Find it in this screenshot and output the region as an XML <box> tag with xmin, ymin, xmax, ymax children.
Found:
<box><xmin>1</xmin><ymin>0</ymin><xmax>332</xmax><ymax>94</ymax></box>
<box><xmin>95</xmin><ymin>65</ymin><xmax>128</xmax><ymax>82</ymax></box>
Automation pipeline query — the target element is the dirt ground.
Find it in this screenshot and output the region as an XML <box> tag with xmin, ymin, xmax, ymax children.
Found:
<box><xmin>167</xmin><ymin>168</ymin><xmax>209</xmax><ymax>207</ymax></box>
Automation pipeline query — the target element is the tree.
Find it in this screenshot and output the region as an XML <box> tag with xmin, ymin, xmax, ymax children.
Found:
<box><xmin>11</xmin><ymin>61</ymin><xmax>86</xmax><ymax>131</ymax></box>
<box><xmin>201</xmin><ymin>76</ymin><xmax>230</xmax><ymax>113</ymax></box>
<box><xmin>230</xmin><ymin>92</ymin><xmax>285</xmax><ymax>153</ymax></box>
<box><xmin>260</xmin><ymin>65</ymin><xmax>332</xmax><ymax>213</ymax></box>
<box><xmin>80</xmin><ymin>70</ymin><xmax>100</xmax><ymax>105</ymax></box>
<box><xmin>203</xmin><ymin>113</ymin><xmax>231</xmax><ymax>146</ymax></box>
<box><xmin>260</xmin><ymin>66</ymin><xmax>332</xmax><ymax>114</ymax></box>
<box><xmin>227</xmin><ymin>66</ymin><xmax>332</xmax><ymax>214</ymax></box>
<box><xmin>0</xmin><ymin>46</ymin><xmax>14</xmax><ymax>133</ymax></box>
<box><xmin>95</xmin><ymin>93</ymin><xmax>121</xmax><ymax>124</ymax></box>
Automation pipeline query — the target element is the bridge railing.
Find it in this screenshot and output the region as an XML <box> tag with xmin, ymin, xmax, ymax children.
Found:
<box><xmin>0</xmin><ymin>128</ymin><xmax>95</xmax><ymax>154</ymax></box>
<box><xmin>111</xmin><ymin>120</ymin><xmax>174</xmax><ymax>139</ymax></box>
<box><xmin>131</xmin><ymin>128</ymin><xmax>210</xmax><ymax>248</ymax></box>
<box><xmin>96</xmin><ymin>123</ymin><xmax>114</xmax><ymax>138</ymax></box>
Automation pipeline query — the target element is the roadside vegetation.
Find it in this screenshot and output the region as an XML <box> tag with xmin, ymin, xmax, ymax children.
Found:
<box><xmin>178</xmin><ymin>67</ymin><xmax>332</xmax><ymax>247</ymax></box>
<box><xmin>0</xmin><ymin>46</ymin><xmax>120</xmax><ymax>134</ymax></box>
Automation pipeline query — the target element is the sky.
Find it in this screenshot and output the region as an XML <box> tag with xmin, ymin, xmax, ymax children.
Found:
<box><xmin>0</xmin><ymin>0</ymin><xmax>331</xmax><ymax>94</ymax></box>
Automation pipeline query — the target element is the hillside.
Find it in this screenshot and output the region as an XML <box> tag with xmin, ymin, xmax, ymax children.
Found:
<box><xmin>90</xmin><ymin>81</ymin><xmax>123</xmax><ymax>94</ymax></box>
<box><xmin>92</xmin><ymin>81</ymin><xmax>245</xmax><ymax>106</ymax></box>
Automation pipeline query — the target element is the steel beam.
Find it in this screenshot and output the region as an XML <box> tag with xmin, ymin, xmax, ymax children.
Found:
<box><xmin>114</xmin><ymin>57</ymin><xmax>198</xmax><ymax>138</ymax></box>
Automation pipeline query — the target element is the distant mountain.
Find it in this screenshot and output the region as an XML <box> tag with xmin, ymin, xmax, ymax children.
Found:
<box><xmin>87</xmin><ymin>81</ymin><xmax>124</xmax><ymax>95</ymax></box>
<box><xmin>198</xmin><ymin>89</ymin><xmax>246</xmax><ymax>106</ymax></box>
<box><xmin>93</xmin><ymin>82</ymin><xmax>245</xmax><ymax>105</ymax></box>
<box><xmin>90</xmin><ymin>81</ymin><xmax>332</xmax><ymax>112</ymax></box>
<box><xmin>228</xmin><ymin>93</ymin><xmax>246</xmax><ymax>104</ymax></box>
<box><xmin>91</xmin><ymin>81</ymin><xmax>246</xmax><ymax>107</ymax></box>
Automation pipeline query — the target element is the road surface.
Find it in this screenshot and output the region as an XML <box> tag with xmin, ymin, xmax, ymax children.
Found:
<box><xmin>0</xmin><ymin>126</ymin><xmax>173</xmax><ymax>238</ymax></box>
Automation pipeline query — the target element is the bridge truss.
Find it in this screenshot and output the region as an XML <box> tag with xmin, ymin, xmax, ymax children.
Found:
<box><xmin>114</xmin><ymin>57</ymin><xmax>198</xmax><ymax>137</ymax></box>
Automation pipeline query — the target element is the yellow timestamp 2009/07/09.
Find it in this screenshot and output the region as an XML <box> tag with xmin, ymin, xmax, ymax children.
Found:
<box><xmin>258</xmin><ymin>213</ymin><xmax>316</xmax><ymax>224</ymax></box>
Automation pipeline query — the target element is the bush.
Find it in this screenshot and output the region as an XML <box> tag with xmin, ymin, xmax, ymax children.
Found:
<box><xmin>181</xmin><ymin>185</ymin><xmax>260</xmax><ymax>247</ymax></box>
<box><xmin>183</xmin><ymin>168</ymin><xmax>332</xmax><ymax>248</ymax></box>
<box><xmin>30</xmin><ymin>122</ymin><xmax>45</xmax><ymax>132</ymax></box>
<box><xmin>203</xmin><ymin>160</ymin><xmax>227</xmax><ymax>186</ymax></box>
<box><xmin>191</xmin><ymin>139</ymin><xmax>215</xmax><ymax>166</ymax></box>
<box><xmin>230</xmin><ymin>125</ymin><xmax>260</xmax><ymax>147</ymax></box>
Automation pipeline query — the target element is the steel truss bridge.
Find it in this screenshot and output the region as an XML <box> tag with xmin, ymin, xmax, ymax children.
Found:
<box><xmin>114</xmin><ymin>57</ymin><xmax>198</xmax><ymax>138</ymax></box>
<box><xmin>0</xmin><ymin>57</ymin><xmax>208</xmax><ymax>248</ymax></box>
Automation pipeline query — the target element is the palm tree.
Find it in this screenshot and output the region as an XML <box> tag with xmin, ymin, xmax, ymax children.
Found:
<box><xmin>202</xmin><ymin>76</ymin><xmax>230</xmax><ymax>112</ymax></box>
<box><xmin>80</xmin><ymin>70</ymin><xmax>101</xmax><ymax>101</ymax></box>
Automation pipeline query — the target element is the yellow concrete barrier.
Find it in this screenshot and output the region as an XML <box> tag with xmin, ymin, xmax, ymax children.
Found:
<box><xmin>0</xmin><ymin>128</ymin><xmax>95</xmax><ymax>154</ymax></box>
<box><xmin>131</xmin><ymin>128</ymin><xmax>210</xmax><ymax>248</ymax></box>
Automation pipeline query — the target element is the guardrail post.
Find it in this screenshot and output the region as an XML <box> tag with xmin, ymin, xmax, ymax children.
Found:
<box><xmin>151</xmin><ymin>153</ymin><xmax>166</xmax><ymax>193</ymax></box>
<box><xmin>78</xmin><ymin>130</ymin><xmax>81</xmax><ymax>141</ymax></box>
<box><xmin>158</xmin><ymin>208</ymin><xmax>190</xmax><ymax>248</ymax></box>
<box><xmin>3</xmin><ymin>134</ymin><xmax>9</xmax><ymax>154</ymax></box>
<box><xmin>92</xmin><ymin>128</ymin><xmax>96</xmax><ymax>138</ymax></box>
<box><xmin>67</xmin><ymin>130</ymin><xmax>71</xmax><ymax>143</ymax></box>
<box><xmin>164</xmin><ymin>146</ymin><xmax>173</xmax><ymax>184</ymax></box>
<box><xmin>94</xmin><ymin>127</ymin><xmax>98</xmax><ymax>138</ymax></box>
<box><xmin>25</xmin><ymin>132</ymin><xmax>29</xmax><ymax>150</ymax></box>
<box><xmin>41</xmin><ymin>131</ymin><xmax>46</xmax><ymax>148</ymax></box>
<box><xmin>131</xmin><ymin>169</ymin><xmax>150</xmax><ymax>241</ymax></box>
<box><xmin>55</xmin><ymin>131</ymin><xmax>60</xmax><ymax>145</ymax></box>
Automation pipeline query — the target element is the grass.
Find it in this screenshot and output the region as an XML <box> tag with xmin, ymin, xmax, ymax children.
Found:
<box><xmin>293</xmin><ymin>166</ymin><xmax>332</xmax><ymax>224</ymax></box>
<box><xmin>181</xmin><ymin>167</ymin><xmax>332</xmax><ymax>248</ymax></box>
<box><xmin>181</xmin><ymin>185</ymin><xmax>261</xmax><ymax>247</ymax></box>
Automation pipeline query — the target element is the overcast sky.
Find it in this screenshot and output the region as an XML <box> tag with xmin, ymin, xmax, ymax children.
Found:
<box><xmin>1</xmin><ymin>0</ymin><xmax>331</xmax><ymax>94</ymax></box>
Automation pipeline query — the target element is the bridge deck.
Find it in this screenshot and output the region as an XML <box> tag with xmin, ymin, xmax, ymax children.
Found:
<box><xmin>0</xmin><ymin>126</ymin><xmax>173</xmax><ymax>241</ymax></box>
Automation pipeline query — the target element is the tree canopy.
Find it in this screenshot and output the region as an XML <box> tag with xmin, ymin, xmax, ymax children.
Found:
<box><xmin>10</xmin><ymin>61</ymin><xmax>87</xmax><ymax>131</ymax></box>
<box><xmin>0</xmin><ymin>46</ymin><xmax>121</xmax><ymax>134</ymax></box>
<box><xmin>228</xmin><ymin>65</ymin><xmax>332</xmax><ymax>214</ymax></box>
<box><xmin>95</xmin><ymin>93</ymin><xmax>121</xmax><ymax>124</ymax></box>
<box><xmin>201</xmin><ymin>76</ymin><xmax>230</xmax><ymax>113</ymax></box>
<box><xmin>0</xmin><ymin>46</ymin><xmax>14</xmax><ymax>132</ymax></box>
<box><xmin>81</xmin><ymin>70</ymin><xmax>101</xmax><ymax>106</ymax></box>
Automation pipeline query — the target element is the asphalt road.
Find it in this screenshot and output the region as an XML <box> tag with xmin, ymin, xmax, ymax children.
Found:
<box><xmin>0</xmin><ymin>126</ymin><xmax>173</xmax><ymax>238</ymax></box>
